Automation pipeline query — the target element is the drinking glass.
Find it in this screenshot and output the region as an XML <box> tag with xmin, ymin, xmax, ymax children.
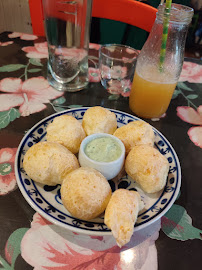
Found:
<box><xmin>99</xmin><ymin>44</ymin><xmax>139</xmax><ymax>96</ymax></box>
<box><xmin>42</xmin><ymin>0</ymin><xmax>92</xmax><ymax>92</ymax></box>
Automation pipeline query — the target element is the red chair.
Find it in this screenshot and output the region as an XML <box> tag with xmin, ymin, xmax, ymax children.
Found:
<box><xmin>29</xmin><ymin>0</ymin><xmax>157</xmax><ymax>37</ymax></box>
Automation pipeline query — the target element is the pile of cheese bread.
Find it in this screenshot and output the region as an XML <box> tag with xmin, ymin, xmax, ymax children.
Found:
<box><xmin>23</xmin><ymin>106</ymin><xmax>169</xmax><ymax>247</ymax></box>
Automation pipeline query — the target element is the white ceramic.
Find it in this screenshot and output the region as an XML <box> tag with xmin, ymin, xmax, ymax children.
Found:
<box><xmin>15</xmin><ymin>107</ymin><xmax>181</xmax><ymax>235</ymax></box>
<box><xmin>78</xmin><ymin>133</ymin><xmax>125</xmax><ymax>180</ymax></box>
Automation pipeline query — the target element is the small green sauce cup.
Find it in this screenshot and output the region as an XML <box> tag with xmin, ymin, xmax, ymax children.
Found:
<box><xmin>78</xmin><ymin>133</ymin><xmax>125</xmax><ymax>180</ymax></box>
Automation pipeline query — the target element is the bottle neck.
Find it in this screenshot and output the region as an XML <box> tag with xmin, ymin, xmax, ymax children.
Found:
<box><xmin>156</xmin><ymin>3</ymin><xmax>193</xmax><ymax>25</ymax></box>
<box><xmin>136</xmin><ymin>4</ymin><xmax>194</xmax><ymax>83</ymax></box>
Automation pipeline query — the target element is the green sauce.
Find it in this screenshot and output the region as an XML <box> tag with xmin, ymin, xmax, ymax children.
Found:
<box><xmin>85</xmin><ymin>137</ymin><xmax>122</xmax><ymax>162</ymax></box>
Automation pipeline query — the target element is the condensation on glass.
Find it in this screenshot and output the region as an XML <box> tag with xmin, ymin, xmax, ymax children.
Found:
<box><xmin>129</xmin><ymin>3</ymin><xmax>194</xmax><ymax>118</ymax></box>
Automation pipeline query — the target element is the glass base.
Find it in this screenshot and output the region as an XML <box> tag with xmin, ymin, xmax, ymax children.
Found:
<box><xmin>47</xmin><ymin>68</ymin><xmax>88</xmax><ymax>92</ymax></box>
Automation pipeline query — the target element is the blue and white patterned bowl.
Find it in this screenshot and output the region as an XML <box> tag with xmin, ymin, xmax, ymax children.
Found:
<box><xmin>15</xmin><ymin>107</ymin><xmax>181</xmax><ymax>235</ymax></box>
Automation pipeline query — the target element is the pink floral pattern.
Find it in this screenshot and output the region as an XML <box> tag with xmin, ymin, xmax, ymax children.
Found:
<box><xmin>22</xmin><ymin>42</ymin><xmax>48</xmax><ymax>58</ymax></box>
<box><xmin>107</xmin><ymin>79</ymin><xmax>132</xmax><ymax>97</ymax></box>
<box><xmin>8</xmin><ymin>32</ymin><xmax>38</xmax><ymax>41</ymax></box>
<box><xmin>188</xmin><ymin>126</ymin><xmax>202</xmax><ymax>148</ymax></box>
<box><xmin>5</xmin><ymin>242</ymin><xmax>12</xmax><ymax>265</ymax></box>
<box><xmin>89</xmin><ymin>43</ymin><xmax>101</xmax><ymax>50</ymax></box>
<box><xmin>179</xmin><ymin>62</ymin><xmax>202</xmax><ymax>83</ymax></box>
<box><xmin>177</xmin><ymin>106</ymin><xmax>202</xmax><ymax>148</ymax></box>
<box><xmin>88</xmin><ymin>67</ymin><xmax>101</xmax><ymax>82</ymax></box>
<box><xmin>22</xmin><ymin>42</ymin><xmax>87</xmax><ymax>61</ymax></box>
<box><xmin>177</xmin><ymin>106</ymin><xmax>202</xmax><ymax>125</ymax></box>
<box><xmin>126</xmin><ymin>47</ymin><xmax>137</xmax><ymax>54</ymax></box>
<box><xmin>0</xmin><ymin>41</ymin><xmax>13</xmax><ymax>46</ymax></box>
<box><xmin>20</xmin><ymin>213</ymin><xmax>159</xmax><ymax>270</ymax></box>
<box><xmin>0</xmin><ymin>77</ymin><xmax>63</xmax><ymax>116</ymax></box>
<box><xmin>0</xmin><ymin>148</ymin><xmax>17</xmax><ymax>195</ymax></box>
<box><xmin>101</xmin><ymin>65</ymin><xmax>127</xmax><ymax>80</ymax></box>
<box><xmin>55</xmin><ymin>48</ymin><xmax>87</xmax><ymax>61</ymax></box>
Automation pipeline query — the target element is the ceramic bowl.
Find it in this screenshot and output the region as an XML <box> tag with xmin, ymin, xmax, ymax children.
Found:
<box><xmin>15</xmin><ymin>107</ymin><xmax>181</xmax><ymax>234</ymax></box>
<box><xmin>78</xmin><ymin>133</ymin><xmax>125</xmax><ymax>180</ymax></box>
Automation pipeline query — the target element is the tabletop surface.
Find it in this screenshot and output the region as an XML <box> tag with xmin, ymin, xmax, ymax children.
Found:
<box><xmin>0</xmin><ymin>31</ymin><xmax>201</xmax><ymax>270</ymax></box>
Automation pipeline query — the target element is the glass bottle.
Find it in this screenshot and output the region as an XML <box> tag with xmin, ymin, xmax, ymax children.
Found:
<box><xmin>129</xmin><ymin>3</ymin><xmax>194</xmax><ymax>118</ymax></box>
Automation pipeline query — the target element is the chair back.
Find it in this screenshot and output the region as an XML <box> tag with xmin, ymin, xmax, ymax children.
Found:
<box><xmin>29</xmin><ymin>0</ymin><xmax>157</xmax><ymax>36</ymax></box>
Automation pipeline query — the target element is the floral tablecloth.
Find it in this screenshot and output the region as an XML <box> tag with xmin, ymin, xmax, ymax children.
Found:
<box><xmin>0</xmin><ymin>32</ymin><xmax>201</xmax><ymax>270</ymax></box>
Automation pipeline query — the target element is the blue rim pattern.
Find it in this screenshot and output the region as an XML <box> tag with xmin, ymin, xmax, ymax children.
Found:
<box><xmin>15</xmin><ymin>107</ymin><xmax>181</xmax><ymax>235</ymax></box>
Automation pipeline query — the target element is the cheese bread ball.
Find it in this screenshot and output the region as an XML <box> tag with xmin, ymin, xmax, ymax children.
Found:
<box><xmin>23</xmin><ymin>141</ymin><xmax>79</xmax><ymax>185</ymax></box>
<box><xmin>46</xmin><ymin>115</ymin><xmax>86</xmax><ymax>154</ymax></box>
<box><xmin>113</xmin><ymin>120</ymin><xmax>154</xmax><ymax>154</ymax></box>
<box><xmin>125</xmin><ymin>145</ymin><xmax>169</xmax><ymax>193</ymax></box>
<box><xmin>82</xmin><ymin>106</ymin><xmax>117</xmax><ymax>135</ymax></box>
<box><xmin>61</xmin><ymin>167</ymin><xmax>112</xmax><ymax>220</ymax></box>
<box><xmin>104</xmin><ymin>189</ymin><xmax>144</xmax><ymax>247</ymax></box>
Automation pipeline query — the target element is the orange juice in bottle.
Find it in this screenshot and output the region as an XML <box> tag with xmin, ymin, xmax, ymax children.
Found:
<box><xmin>129</xmin><ymin>69</ymin><xmax>177</xmax><ymax>118</ymax></box>
<box><xmin>129</xmin><ymin>3</ymin><xmax>193</xmax><ymax>119</ymax></box>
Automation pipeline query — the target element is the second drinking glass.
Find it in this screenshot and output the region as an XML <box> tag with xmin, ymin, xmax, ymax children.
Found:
<box><xmin>99</xmin><ymin>44</ymin><xmax>139</xmax><ymax>96</ymax></box>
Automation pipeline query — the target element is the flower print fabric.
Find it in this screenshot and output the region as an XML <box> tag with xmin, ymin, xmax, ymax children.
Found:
<box><xmin>177</xmin><ymin>106</ymin><xmax>202</xmax><ymax>148</ymax></box>
<box><xmin>179</xmin><ymin>62</ymin><xmax>202</xmax><ymax>83</ymax></box>
<box><xmin>22</xmin><ymin>42</ymin><xmax>49</xmax><ymax>58</ymax></box>
<box><xmin>0</xmin><ymin>41</ymin><xmax>13</xmax><ymax>46</ymax></box>
<box><xmin>88</xmin><ymin>67</ymin><xmax>101</xmax><ymax>82</ymax></box>
<box><xmin>0</xmin><ymin>77</ymin><xmax>63</xmax><ymax>116</ymax></box>
<box><xmin>0</xmin><ymin>148</ymin><xmax>17</xmax><ymax>195</ymax></box>
<box><xmin>8</xmin><ymin>32</ymin><xmax>38</xmax><ymax>41</ymax></box>
<box><xmin>20</xmin><ymin>213</ymin><xmax>160</xmax><ymax>270</ymax></box>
